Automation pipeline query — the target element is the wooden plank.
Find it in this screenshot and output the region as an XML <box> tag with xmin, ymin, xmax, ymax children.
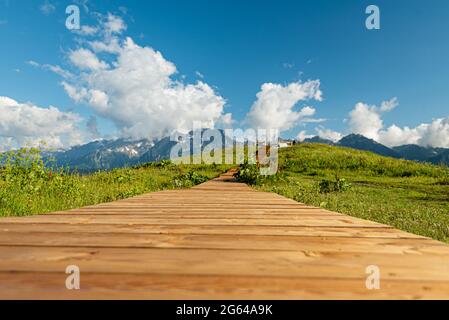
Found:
<box><xmin>40</xmin><ymin>211</ymin><xmax>341</xmax><ymax>217</ymax></box>
<box><xmin>0</xmin><ymin>223</ymin><xmax>421</xmax><ymax>238</ymax></box>
<box><xmin>41</xmin><ymin>213</ymin><xmax>342</xmax><ymax>218</ymax></box>
<box><xmin>1</xmin><ymin>272</ymin><xmax>449</xmax><ymax>300</ymax></box>
<box><xmin>0</xmin><ymin>216</ymin><xmax>388</xmax><ymax>227</ymax></box>
<box><xmin>1</xmin><ymin>246</ymin><xmax>449</xmax><ymax>281</ymax></box>
<box><xmin>0</xmin><ymin>232</ymin><xmax>441</xmax><ymax>253</ymax></box>
<box><xmin>39</xmin><ymin>206</ymin><xmax>343</xmax><ymax>216</ymax></box>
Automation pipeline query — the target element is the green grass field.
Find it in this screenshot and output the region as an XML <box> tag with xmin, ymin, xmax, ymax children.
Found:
<box><xmin>0</xmin><ymin>148</ymin><xmax>229</xmax><ymax>217</ymax></box>
<box><xmin>248</xmin><ymin>143</ymin><xmax>449</xmax><ymax>242</ymax></box>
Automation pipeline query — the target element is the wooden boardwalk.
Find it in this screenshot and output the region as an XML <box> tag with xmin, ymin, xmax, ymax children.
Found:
<box><xmin>1</xmin><ymin>170</ymin><xmax>449</xmax><ymax>299</ymax></box>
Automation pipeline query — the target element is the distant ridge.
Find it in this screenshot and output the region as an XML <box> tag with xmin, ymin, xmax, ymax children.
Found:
<box><xmin>392</xmin><ymin>144</ymin><xmax>440</xmax><ymax>162</ymax></box>
<box><xmin>337</xmin><ymin>134</ymin><xmax>400</xmax><ymax>158</ymax></box>
<box><xmin>429</xmin><ymin>149</ymin><xmax>449</xmax><ymax>166</ymax></box>
<box><xmin>303</xmin><ymin>136</ymin><xmax>335</xmax><ymax>145</ymax></box>
<box><xmin>300</xmin><ymin>134</ymin><xmax>449</xmax><ymax>166</ymax></box>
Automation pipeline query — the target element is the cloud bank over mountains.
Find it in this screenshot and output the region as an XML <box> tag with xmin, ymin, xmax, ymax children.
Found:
<box><xmin>2</xmin><ymin>11</ymin><xmax>449</xmax><ymax>150</ymax></box>
<box><xmin>305</xmin><ymin>98</ymin><xmax>449</xmax><ymax>148</ymax></box>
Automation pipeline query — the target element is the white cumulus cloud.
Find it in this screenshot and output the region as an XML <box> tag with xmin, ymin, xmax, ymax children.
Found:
<box><xmin>0</xmin><ymin>96</ymin><xmax>85</xmax><ymax>150</ymax></box>
<box><xmin>75</xmin><ymin>25</ymin><xmax>98</xmax><ymax>36</ymax></box>
<box><xmin>62</xmin><ymin>30</ymin><xmax>227</xmax><ymax>140</ymax></box>
<box><xmin>296</xmin><ymin>130</ymin><xmax>313</xmax><ymax>142</ymax></box>
<box><xmin>315</xmin><ymin>127</ymin><xmax>343</xmax><ymax>142</ymax></box>
<box><xmin>104</xmin><ymin>13</ymin><xmax>127</xmax><ymax>34</ymax></box>
<box><xmin>245</xmin><ymin>81</ymin><xmax>323</xmax><ymax>132</ymax></box>
<box><xmin>378</xmin><ymin>118</ymin><xmax>449</xmax><ymax>148</ymax></box>
<box><xmin>348</xmin><ymin>98</ymin><xmax>398</xmax><ymax>141</ymax></box>
<box><xmin>69</xmin><ymin>48</ymin><xmax>109</xmax><ymax>71</ymax></box>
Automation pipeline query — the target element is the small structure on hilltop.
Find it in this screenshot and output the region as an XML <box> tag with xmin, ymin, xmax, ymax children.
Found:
<box><xmin>278</xmin><ymin>138</ymin><xmax>294</xmax><ymax>148</ymax></box>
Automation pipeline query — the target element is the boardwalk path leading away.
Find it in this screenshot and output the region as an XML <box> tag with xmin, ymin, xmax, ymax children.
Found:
<box><xmin>1</xmin><ymin>170</ymin><xmax>449</xmax><ymax>299</ymax></box>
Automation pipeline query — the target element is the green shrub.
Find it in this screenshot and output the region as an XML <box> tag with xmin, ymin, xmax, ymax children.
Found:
<box><xmin>113</xmin><ymin>169</ymin><xmax>134</xmax><ymax>183</ymax></box>
<box><xmin>137</xmin><ymin>159</ymin><xmax>173</xmax><ymax>169</ymax></box>
<box><xmin>117</xmin><ymin>187</ymin><xmax>142</xmax><ymax>199</ymax></box>
<box><xmin>233</xmin><ymin>161</ymin><xmax>260</xmax><ymax>185</ymax></box>
<box><xmin>0</xmin><ymin>148</ymin><xmax>58</xmax><ymax>215</ymax></box>
<box><xmin>318</xmin><ymin>176</ymin><xmax>352</xmax><ymax>193</ymax></box>
<box><xmin>436</xmin><ymin>174</ymin><xmax>449</xmax><ymax>185</ymax></box>
<box><xmin>173</xmin><ymin>171</ymin><xmax>209</xmax><ymax>188</ymax></box>
<box><xmin>154</xmin><ymin>159</ymin><xmax>173</xmax><ymax>168</ymax></box>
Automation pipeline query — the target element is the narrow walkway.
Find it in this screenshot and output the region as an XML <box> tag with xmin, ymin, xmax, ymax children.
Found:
<box><xmin>1</xmin><ymin>171</ymin><xmax>449</xmax><ymax>299</ymax></box>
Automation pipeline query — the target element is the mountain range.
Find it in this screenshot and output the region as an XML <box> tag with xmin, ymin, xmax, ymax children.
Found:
<box><xmin>303</xmin><ymin>134</ymin><xmax>449</xmax><ymax>166</ymax></box>
<box><xmin>43</xmin><ymin>133</ymin><xmax>449</xmax><ymax>172</ymax></box>
<box><xmin>42</xmin><ymin>136</ymin><xmax>181</xmax><ymax>172</ymax></box>
<box><xmin>43</xmin><ymin>130</ymin><xmax>233</xmax><ymax>172</ymax></box>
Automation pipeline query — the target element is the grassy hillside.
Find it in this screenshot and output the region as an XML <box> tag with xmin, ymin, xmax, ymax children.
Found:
<box><xmin>0</xmin><ymin>148</ymin><xmax>229</xmax><ymax>217</ymax></box>
<box><xmin>250</xmin><ymin>143</ymin><xmax>449</xmax><ymax>242</ymax></box>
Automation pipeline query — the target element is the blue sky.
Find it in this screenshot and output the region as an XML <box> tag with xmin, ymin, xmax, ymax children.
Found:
<box><xmin>1</xmin><ymin>0</ymin><xmax>449</xmax><ymax>148</ymax></box>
